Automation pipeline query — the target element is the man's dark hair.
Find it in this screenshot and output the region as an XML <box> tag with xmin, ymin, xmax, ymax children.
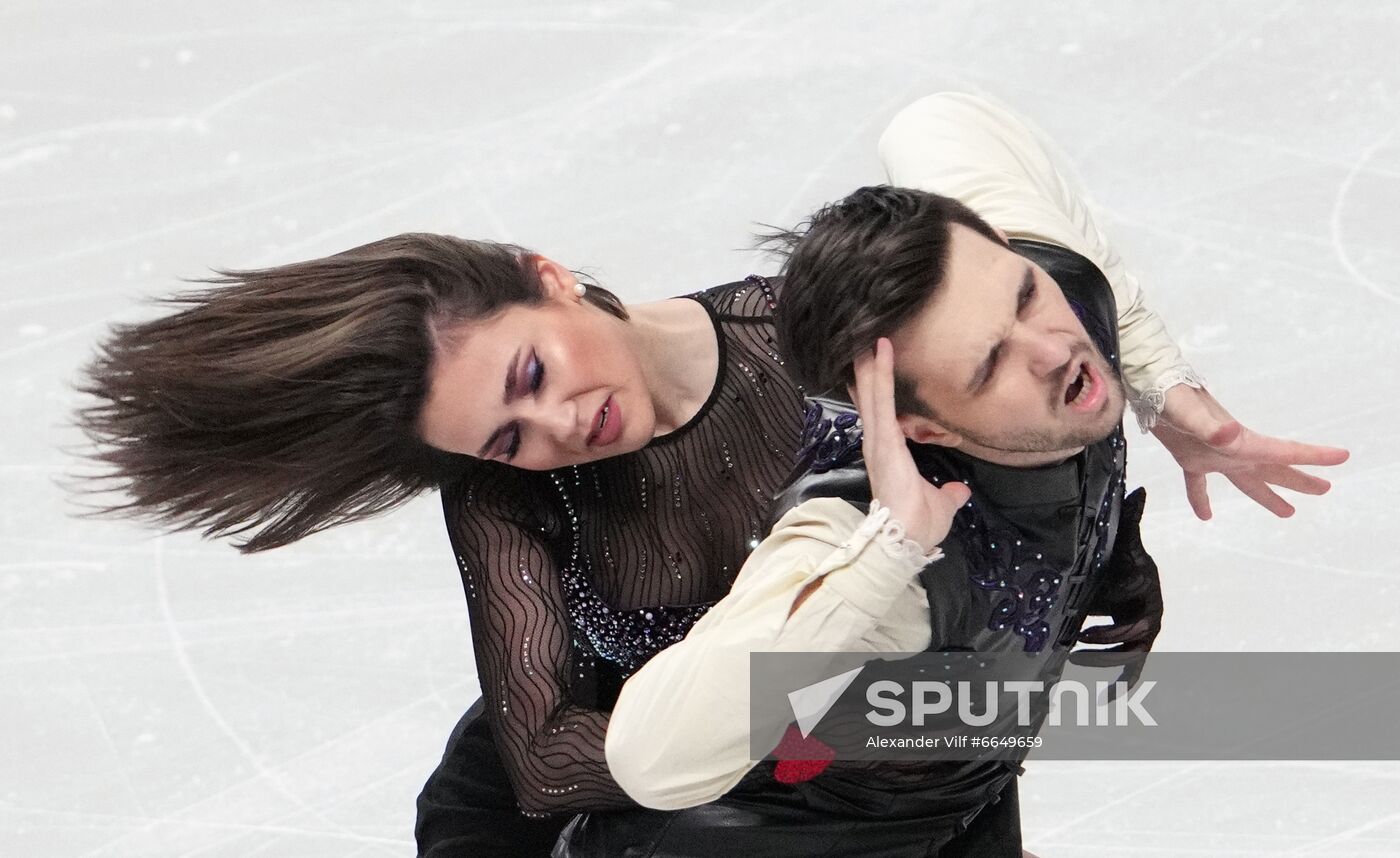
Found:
<box><xmin>765</xmin><ymin>185</ymin><xmax>1005</xmax><ymax>411</ymax></box>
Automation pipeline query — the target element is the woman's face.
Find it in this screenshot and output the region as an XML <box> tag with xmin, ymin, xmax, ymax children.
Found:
<box><xmin>417</xmin><ymin>258</ymin><xmax>656</xmax><ymax>471</ymax></box>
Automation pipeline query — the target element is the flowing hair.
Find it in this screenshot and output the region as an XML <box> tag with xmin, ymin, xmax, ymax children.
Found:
<box><xmin>62</xmin><ymin>233</ymin><xmax>627</xmax><ymax>553</ymax></box>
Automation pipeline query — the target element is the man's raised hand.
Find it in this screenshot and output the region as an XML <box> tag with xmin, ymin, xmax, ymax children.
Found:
<box><xmin>850</xmin><ymin>338</ymin><xmax>970</xmax><ymax>551</ymax></box>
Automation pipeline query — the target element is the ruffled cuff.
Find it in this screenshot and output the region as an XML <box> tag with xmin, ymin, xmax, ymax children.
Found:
<box><xmin>850</xmin><ymin>499</ymin><xmax>945</xmax><ymax>565</ymax></box>
<box><xmin>1129</xmin><ymin>366</ymin><xmax>1208</xmax><ymax>433</ymax></box>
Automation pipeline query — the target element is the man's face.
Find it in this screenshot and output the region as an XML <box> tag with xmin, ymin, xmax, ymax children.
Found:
<box><xmin>887</xmin><ymin>224</ymin><xmax>1125</xmax><ymax>462</ymax></box>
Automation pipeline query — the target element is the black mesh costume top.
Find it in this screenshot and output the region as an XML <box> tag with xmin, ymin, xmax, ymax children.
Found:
<box><xmin>439</xmin><ymin>276</ymin><xmax>807</xmax><ymax>815</ymax></box>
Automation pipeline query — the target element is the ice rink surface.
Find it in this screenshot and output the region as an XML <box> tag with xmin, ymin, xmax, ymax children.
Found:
<box><xmin>3</xmin><ymin>1</ymin><xmax>1398</xmax><ymax>855</ymax></box>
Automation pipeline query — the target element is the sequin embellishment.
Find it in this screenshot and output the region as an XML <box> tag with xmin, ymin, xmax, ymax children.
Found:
<box><xmin>550</xmin><ymin>468</ymin><xmax>714</xmax><ymax>676</ymax></box>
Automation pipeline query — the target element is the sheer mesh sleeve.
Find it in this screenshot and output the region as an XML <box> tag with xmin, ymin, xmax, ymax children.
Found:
<box><xmin>441</xmin><ymin>465</ymin><xmax>635</xmax><ymax>815</ymax></box>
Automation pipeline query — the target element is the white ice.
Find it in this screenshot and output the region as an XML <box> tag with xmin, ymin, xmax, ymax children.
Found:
<box><xmin>3</xmin><ymin>1</ymin><xmax>1397</xmax><ymax>855</ymax></box>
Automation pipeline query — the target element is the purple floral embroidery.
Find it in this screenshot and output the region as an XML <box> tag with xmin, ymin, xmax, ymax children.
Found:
<box><xmin>937</xmin><ymin>493</ymin><xmax>1055</xmax><ymax>653</ymax></box>
<box><xmin>796</xmin><ymin>400</ymin><xmax>863</xmax><ymax>474</ymax></box>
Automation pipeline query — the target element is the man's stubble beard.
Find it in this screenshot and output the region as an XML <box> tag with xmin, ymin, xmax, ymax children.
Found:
<box><xmin>942</xmin><ymin>362</ymin><xmax>1127</xmax><ymax>456</ymax></box>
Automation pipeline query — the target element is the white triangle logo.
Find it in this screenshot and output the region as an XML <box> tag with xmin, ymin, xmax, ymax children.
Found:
<box><xmin>788</xmin><ymin>666</ymin><xmax>865</xmax><ymax>738</ymax></box>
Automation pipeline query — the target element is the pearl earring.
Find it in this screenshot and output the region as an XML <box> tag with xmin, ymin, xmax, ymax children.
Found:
<box><xmin>574</xmin><ymin>283</ymin><xmax>587</xmax><ymax>297</ymax></box>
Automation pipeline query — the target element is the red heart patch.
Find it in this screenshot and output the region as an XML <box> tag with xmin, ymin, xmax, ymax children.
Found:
<box><xmin>771</xmin><ymin>723</ymin><xmax>835</xmax><ymax>784</ymax></box>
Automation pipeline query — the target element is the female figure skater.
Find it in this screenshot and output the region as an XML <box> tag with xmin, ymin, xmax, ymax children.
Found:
<box><xmin>68</xmin><ymin>93</ymin><xmax>1346</xmax><ymax>856</ymax></box>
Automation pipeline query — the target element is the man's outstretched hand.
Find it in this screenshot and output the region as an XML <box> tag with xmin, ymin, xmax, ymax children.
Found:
<box><xmin>1151</xmin><ymin>385</ymin><xmax>1350</xmax><ymax>520</ymax></box>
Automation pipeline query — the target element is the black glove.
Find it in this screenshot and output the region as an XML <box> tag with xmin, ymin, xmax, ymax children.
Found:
<box><xmin>1075</xmin><ymin>487</ymin><xmax>1161</xmax><ymax>701</ymax></box>
<box><xmin>1078</xmin><ymin>486</ymin><xmax>1163</xmax><ymax>653</ymax></box>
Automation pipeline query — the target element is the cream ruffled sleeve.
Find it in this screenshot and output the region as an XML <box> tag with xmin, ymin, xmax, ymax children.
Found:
<box><xmin>877</xmin><ymin>91</ymin><xmax>1206</xmax><ymax>431</ymax></box>
<box><xmin>603</xmin><ymin>496</ymin><xmax>938</xmax><ymax>810</ymax></box>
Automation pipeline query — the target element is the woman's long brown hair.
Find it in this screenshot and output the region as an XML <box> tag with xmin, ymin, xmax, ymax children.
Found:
<box><xmin>63</xmin><ymin>233</ymin><xmax>627</xmax><ymax>553</ymax></box>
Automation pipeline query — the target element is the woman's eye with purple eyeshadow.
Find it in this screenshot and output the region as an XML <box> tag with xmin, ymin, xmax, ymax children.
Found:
<box><xmin>528</xmin><ymin>353</ymin><xmax>545</xmax><ymax>392</ymax></box>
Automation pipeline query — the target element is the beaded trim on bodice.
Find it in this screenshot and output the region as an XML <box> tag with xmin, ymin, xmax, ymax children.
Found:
<box><xmin>550</xmin><ymin>468</ymin><xmax>713</xmax><ymax>675</ymax></box>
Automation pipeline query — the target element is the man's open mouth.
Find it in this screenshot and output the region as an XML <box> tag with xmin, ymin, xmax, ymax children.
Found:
<box><xmin>1064</xmin><ymin>360</ymin><xmax>1104</xmax><ymax>413</ymax></box>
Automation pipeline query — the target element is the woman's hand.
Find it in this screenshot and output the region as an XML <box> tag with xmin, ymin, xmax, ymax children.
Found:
<box><xmin>1152</xmin><ymin>385</ymin><xmax>1350</xmax><ymax>519</ymax></box>
<box><xmin>850</xmin><ymin>338</ymin><xmax>971</xmax><ymax>551</ymax></box>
